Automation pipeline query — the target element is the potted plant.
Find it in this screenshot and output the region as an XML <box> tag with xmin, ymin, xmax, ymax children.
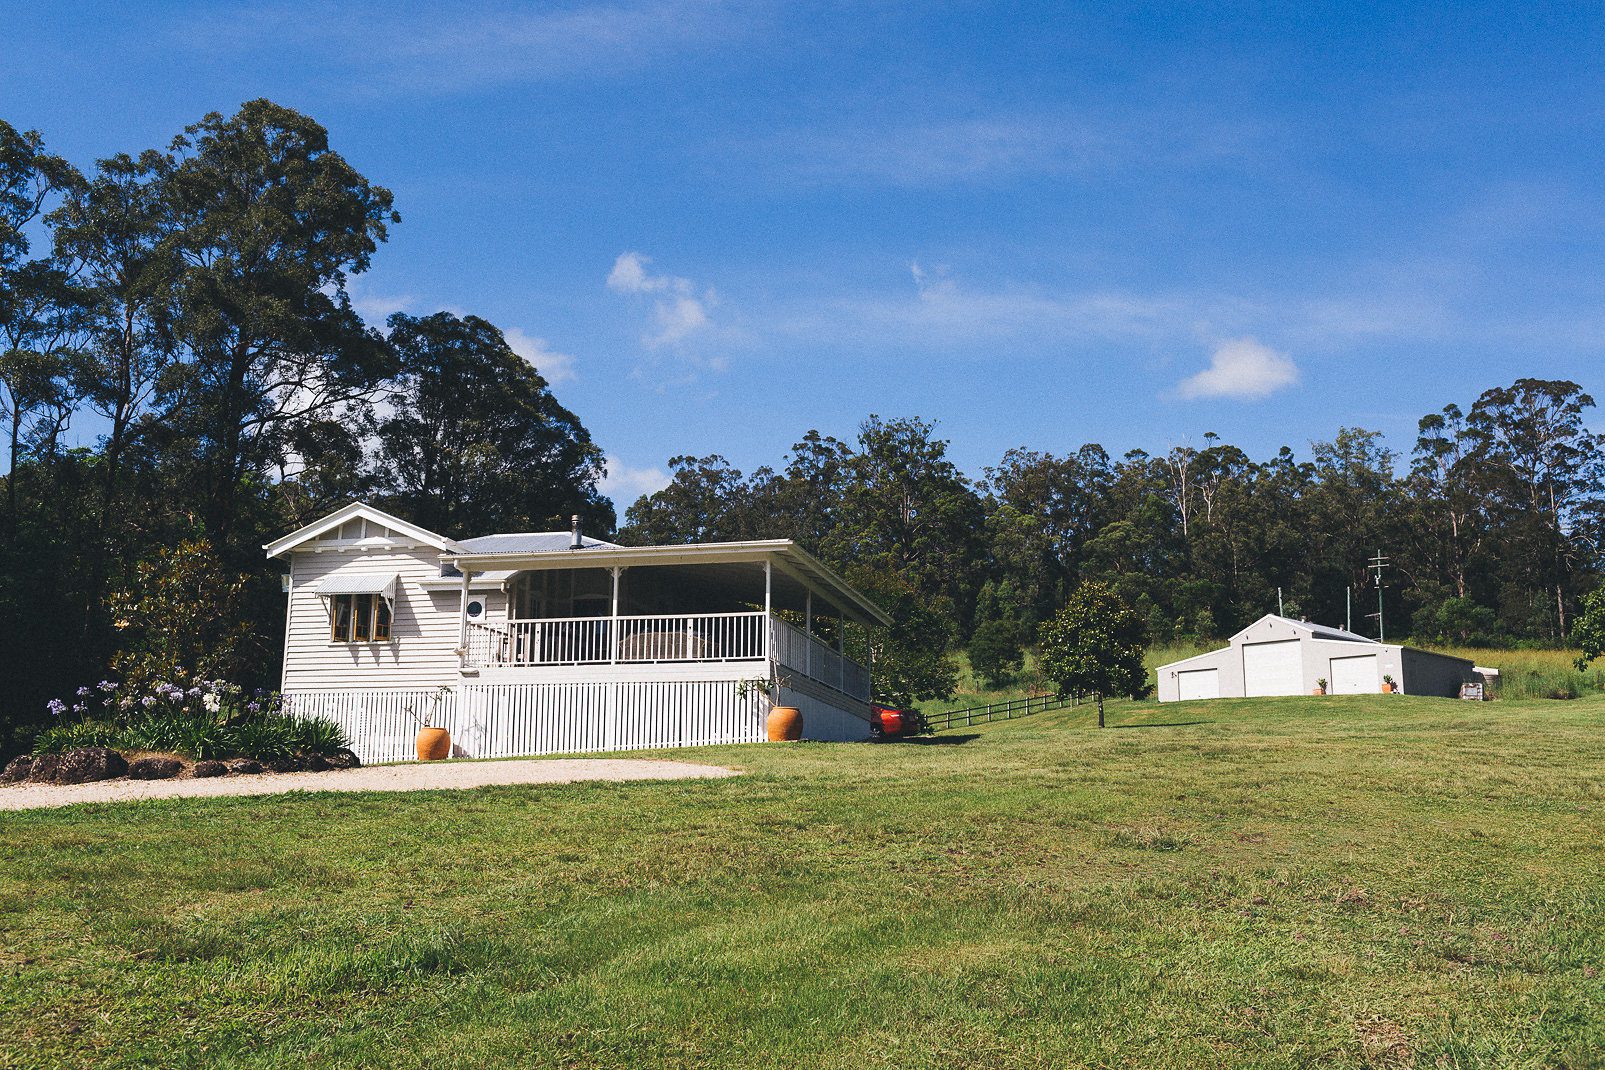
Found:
<box><xmin>1313</xmin><ymin>678</ymin><xmax>1327</xmax><ymax>696</ymax></box>
<box><xmin>737</xmin><ymin>672</ymin><xmax>801</xmax><ymax>741</ymax></box>
<box><xmin>1382</xmin><ymin>674</ymin><xmax>1397</xmax><ymax>694</ymax></box>
<box><xmin>406</xmin><ymin>686</ymin><xmax>453</xmax><ymax>761</ymax></box>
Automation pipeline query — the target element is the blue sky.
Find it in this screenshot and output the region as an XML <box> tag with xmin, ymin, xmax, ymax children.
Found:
<box><xmin>5</xmin><ymin>1</ymin><xmax>1604</xmax><ymax>507</ymax></box>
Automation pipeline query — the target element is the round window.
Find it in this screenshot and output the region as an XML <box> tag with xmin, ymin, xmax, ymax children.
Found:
<box><xmin>466</xmin><ymin>599</ymin><xmax>485</xmax><ymax>619</ymax></box>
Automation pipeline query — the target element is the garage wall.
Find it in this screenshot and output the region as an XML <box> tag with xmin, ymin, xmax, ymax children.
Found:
<box><xmin>1401</xmin><ymin>648</ymin><xmax>1478</xmax><ymax>697</ymax></box>
<box><xmin>1155</xmin><ymin>646</ymin><xmax>1240</xmax><ymax>701</ymax></box>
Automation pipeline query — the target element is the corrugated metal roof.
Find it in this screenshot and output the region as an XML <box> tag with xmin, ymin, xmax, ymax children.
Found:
<box><xmin>313</xmin><ymin>573</ymin><xmax>398</xmax><ymax>598</ymax></box>
<box><xmin>455</xmin><ymin>532</ymin><xmax>621</xmax><ymax>554</ymax></box>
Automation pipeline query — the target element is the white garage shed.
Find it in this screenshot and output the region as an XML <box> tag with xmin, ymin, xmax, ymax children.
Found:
<box><xmin>1156</xmin><ymin>614</ymin><xmax>1478</xmax><ymax>702</ymax></box>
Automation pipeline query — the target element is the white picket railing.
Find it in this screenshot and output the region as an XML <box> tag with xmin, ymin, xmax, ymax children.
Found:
<box><xmin>284</xmin><ymin>680</ymin><xmax>771</xmax><ymax>764</ymax></box>
<box><xmin>769</xmin><ymin>617</ymin><xmax>871</xmax><ymax>701</ymax></box>
<box><xmin>468</xmin><ymin>611</ymin><xmax>768</xmax><ymax>668</ymax></box>
<box><xmin>463</xmin><ymin>611</ymin><xmax>869</xmax><ymax>702</ymax></box>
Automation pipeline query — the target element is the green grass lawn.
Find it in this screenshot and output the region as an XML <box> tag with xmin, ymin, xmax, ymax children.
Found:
<box><xmin>2</xmin><ymin>695</ymin><xmax>1602</xmax><ymax>1069</ymax></box>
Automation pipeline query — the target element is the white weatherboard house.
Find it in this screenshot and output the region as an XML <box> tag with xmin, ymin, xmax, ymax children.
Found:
<box><xmin>266</xmin><ymin>502</ymin><xmax>888</xmax><ymax>763</ymax></box>
<box><xmin>1155</xmin><ymin>614</ymin><xmax>1479</xmax><ymax>702</ymax></box>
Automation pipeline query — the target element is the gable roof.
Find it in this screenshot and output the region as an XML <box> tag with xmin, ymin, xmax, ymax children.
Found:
<box><xmin>1230</xmin><ymin>613</ymin><xmax>1376</xmax><ymax>645</ymax></box>
<box><xmin>263</xmin><ymin>502</ymin><xmax>462</xmax><ymax>559</ymax></box>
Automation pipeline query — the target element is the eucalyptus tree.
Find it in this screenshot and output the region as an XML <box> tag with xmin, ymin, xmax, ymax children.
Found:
<box><xmin>155</xmin><ymin>100</ymin><xmax>398</xmax><ymax>548</ymax></box>
<box><xmin>375</xmin><ymin>311</ymin><xmax>611</xmax><ymax>537</ymax></box>
<box><xmin>0</xmin><ymin>119</ymin><xmax>82</xmax><ymax>519</ymax></box>
<box><xmin>1465</xmin><ymin>379</ymin><xmax>1602</xmax><ymax>637</ymax></box>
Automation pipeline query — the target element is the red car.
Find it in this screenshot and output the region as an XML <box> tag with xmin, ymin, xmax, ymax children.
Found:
<box><xmin>870</xmin><ymin>705</ymin><xmax>927</xmax><ymax>739</ymax></box>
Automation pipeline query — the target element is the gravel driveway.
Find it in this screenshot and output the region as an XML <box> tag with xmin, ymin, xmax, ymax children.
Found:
<box><xmin>0</xmin><ymin>758</ymin><xmax>739</xmax><ymax>812</ymax></box>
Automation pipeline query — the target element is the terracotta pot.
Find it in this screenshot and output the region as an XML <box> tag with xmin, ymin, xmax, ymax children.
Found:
<box><xmin>1381</xmin><ymin>683</ymin><xmax>1396</xmax><ymax>694</ymax></box>
<box><xmin>766</xmin><ymin>705</ymin><xmax>803</xmax><ymax>742</ymax></box>
<box><xmin>1312</xmin><ymin>687</ymin><xmax>1326</xmax><ymax>696</ymax></box>
<box><xmin>416</xmin><ymin>726</ymin><xmax>451</xmax><ymax>761</ymax></box>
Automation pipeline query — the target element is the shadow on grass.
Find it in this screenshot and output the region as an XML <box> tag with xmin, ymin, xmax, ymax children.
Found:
<box><xmin>904</xmin><ymin>734</ymin><xmax>982</xmax><ymax>746</ymax></box>
<box><xmin>1107</xmin><ymin>720</ymin><xmax>1213</xmax><ymax>730</ymax></box>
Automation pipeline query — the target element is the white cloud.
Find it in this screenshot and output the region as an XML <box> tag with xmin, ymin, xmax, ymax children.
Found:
<box><xmin>502</xmin><ymin>328</ymin><xmax>577</xmax><ymax>385</ymax></box>
<box><xmin>173</xmin><ymin>1</ymin><xmax>764</xmax><ymax>96</ymax></box>
<box><xmin>601</xmin><ymin>455</ymin><xmax>671</xmax><ymax>504</ymax></box>
<box><xmin>1177</xmin><ymin>338</ymin><xmax>1299</xmax><ymax>400</ymax></box>
<box><xmin>607</xmin><ymin>251</ymin><xmax>723</xmax><ymax>354</ymax></box>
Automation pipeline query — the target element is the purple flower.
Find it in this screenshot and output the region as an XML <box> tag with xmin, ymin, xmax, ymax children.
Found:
<box><xmin>246</xmin><ymin>701</ymin><xmax>261</xmax><ymax>714</ymax></box>
<box><xmin>76</xmin><ymin>686</ymin><xmax>91</xmax><ymax>697</ymax></box>
<box><xmin>98</xmin><ymin>680</ymin><xmax>116</xmax><ymax>692</ymax></box>
<box><xmin>187</xmin><ymin>686</ymin><xmax>202</xmax><ymax>699</ymax></box>
<box><xmin>46</xmin><ymin>698</ymin><xmax>67</xmax><ymax>716</ymax></box>
<box><xmin>141</xmin><ymin>696</ymin><xmax>157</xmax><ymax>708</ymax></box>
<box><xmin>72</xmin><ymin>703</ymin><xmax>87</xmax><ymax>715</ymax></box>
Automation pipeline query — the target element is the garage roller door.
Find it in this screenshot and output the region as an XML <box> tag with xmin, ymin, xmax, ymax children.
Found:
<box><xmin>1243</xmin><ymin>639</ymin><xmax>1303</xmax><ymax>697</ymax></box>
<box><xmin>1177</xmin><ymin>668</ymin><xmax>1220</xmax><ymax>700</ymax></box>
<box><xmin>1328</xmin><ymin>654</ymin><xmax>1378</xmax><ymax>695</ymax></box>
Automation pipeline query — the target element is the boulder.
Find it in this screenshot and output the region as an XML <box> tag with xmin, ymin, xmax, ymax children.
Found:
<box><xmin>226</xmin><ymin>758</ymin><xmax>263</xmax><ymax>776</ymax></box>
<box><xmin>31</xmin><ymin>747</ymin><xmax>126</xmax><ymax>785</ymax></box>
<box><xmin>325</xmin><ymin>749</ymin><xmax>362</xmax><ymax>770</ymax></box>
<box><xmin>128</xmin><ymin>756</ymin><xmax>183</xmax><ymax>780</ymax></box>
<box><xmin>192</xmin><ymin>760</ymin><xmax>228</xmax><ymax>779</ymax></box>
<box><xmin>300</xmin><ymin>753</ymin><xmax>330</xmax><ymax>772</ymax></box>
<box><xmin>263</xmin><ymin>756</ymin><xmax>304</xmax><ymax>774</ymax></box>
<box><xmin>1</xmin><ymin>755</ymin><xmax>33</xmax><ymax>783</ymax></box>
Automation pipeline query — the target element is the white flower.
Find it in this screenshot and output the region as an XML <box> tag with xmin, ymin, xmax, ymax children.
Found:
<box><xmin>202</xmin><ymin>694</ymin><xmax>221</xmax><ymax>713</ymax></box>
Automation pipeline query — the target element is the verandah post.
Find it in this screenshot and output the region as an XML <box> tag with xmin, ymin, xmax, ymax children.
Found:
<box><xmin>609</xmin><ymin>566</ymin><xmax>621</xmax><ymax>664</ymax></box>
<box><xmin>763</xmin><ymin>558</ymin><xmax>773</xmax><ymax>664</ymax></box>
<box><xmin>456</xmin><ymin>562</ymin><xmax>470</xmax><ymax>669</ymax></box>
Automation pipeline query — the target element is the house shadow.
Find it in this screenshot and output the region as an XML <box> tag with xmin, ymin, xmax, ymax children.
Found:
<box><xmin>902</xmin><ymin>733</ymin><xmax>982</xmax><ymax>746</ymax></box>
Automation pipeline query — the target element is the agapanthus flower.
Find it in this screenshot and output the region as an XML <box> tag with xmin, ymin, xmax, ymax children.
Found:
<box><xmin>72</xmin><ymin>703</ymin><xmax>87</xmax><ymax>715</ymax></box>
<box><xmin>141</xmin><ymin>696</ymin><xmax>157</xmax><ymax>708</ymax></box>
<box><xmin>187</xmin><ymin>686</ymin><xmax>202</xmax><ymax>699</ymax></box>
<box><xmin>76</xmin><ymin>686</ymin><xmax>91</xmax><ymax>697</ymax></box>
<box><xmin>246</xmin><ymin>701</ymin><xmax>262</xmax><ymax>714</ymax></box>
<box><xmin>46</xmin><ymin>698</ymin><xmax>67</xmax><ymax>716</ymax></box>
<box><xmin>98</xmin><ymin>680</ymin><xmax>116</xmax><ymax>692</ymax></box>
<box><xmin>202</xmin><ymin>694</ymin><xmax>221</xmax><ymax>714</ymax></box>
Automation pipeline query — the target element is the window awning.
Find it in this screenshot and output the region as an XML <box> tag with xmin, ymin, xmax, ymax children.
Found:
<box><xmin>313</xmin><ymin>573</ymin><xmax>398</xmax><ymax>602</ymax></box>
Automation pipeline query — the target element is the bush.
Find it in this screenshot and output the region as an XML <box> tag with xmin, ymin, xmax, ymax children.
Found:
<box><xmin>968</xmin><ymin>619</ymin><xmax>1024</xmax><ymax>689</ymax></box>
<box><xmin>31</xmin><ymin>678</ymin><xmax>349</xmax><ymax>761</ymax></box>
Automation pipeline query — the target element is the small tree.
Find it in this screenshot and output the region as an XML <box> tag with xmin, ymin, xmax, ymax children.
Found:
<box><xmin>1571</xmin><ymin>586</ymin><xmax>1605</xmax><ymax>669</ymax></box>
<box><xmin>1038</xmin><ymin>581</ymin><xmax>1148</xmax><ymax>728</ymax></box>
<box><xmin>107</xmin><ymin>538</ymin><xmax>258</xmax><ymax>692</ymax></box>
<box><xmin>968</xmin><ymin>618</ymin><xmax>1023</xmax><ymax>690</ymax></box>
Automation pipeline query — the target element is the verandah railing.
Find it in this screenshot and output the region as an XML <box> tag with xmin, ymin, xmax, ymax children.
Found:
<box><xmin>464</xmin><ymin>610</ymin><xmax>872</xmax><ymax>702</ymax></box>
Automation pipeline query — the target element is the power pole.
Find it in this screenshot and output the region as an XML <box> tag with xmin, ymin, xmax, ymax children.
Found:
<box><xmin>1368</xmin><ymin>550</ymin><xmax>1390</xmax><ymax>642</ymax></box>
<box><xmin>1346</xmin><ymin>586</ymin><xmax>1352</xmax><ymax>633</ymax></box>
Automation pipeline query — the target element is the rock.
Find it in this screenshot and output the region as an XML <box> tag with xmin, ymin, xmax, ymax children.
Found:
<box><xmin>1</xmin><ymin>755</ymin><xmax>33</xmax><ymax>783</ymax></box>
<box><xmin>31</xmin><ymin>747</ymin><xmax>126</xmax><ymax>785</ymax></box>
<box><xmin>26</xmin><ymin>753</ymin><xmax>64</xmax><ymax>783</ymax></box>
<box><xmin>192</xmin><ymin>760</ymin><xmax>228</xmax><ymax>779</ymax></box>
<box><xmin>128</xmin><ymin>756</ymin><xmax>182</xmax><ymax>780</ymax></box>
<box><xmin>325</xmin><ymin>749</ymin><xmax>361</xmax><ymax>770</ymax></box>
<box><xmin>226</xmin><ymin>758</ymin><xmax>263</xmax><ymax>775</ymax></box>
<box><xmin>299</xmin><ymin>753</ymin><xmax>330</xmax><ymax>772</ymax></box>
<box><xmin>263</xmin><ymin>756</ymin><xmax>303</xmax><ymax>774</ymax></box>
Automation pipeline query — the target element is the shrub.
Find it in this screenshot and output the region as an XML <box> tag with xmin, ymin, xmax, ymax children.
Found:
<box><xmin>33</xmin><ymin>679</ymin><xmax>348</xmax><ymax>761</ymax></box>
<box><xmin>32</xmin><ymin>720</ymin><xmax>123</xmax><ymax>754</ymax></box>
<box><xmin>968</xmin><ymin>619</ymin><xmax>1024</xmax><ymax>689</ymax></box>
<box><xmin>287</xmin><ymin>716</ymin><xmax>350</xmax><ymax>757</ymax></box>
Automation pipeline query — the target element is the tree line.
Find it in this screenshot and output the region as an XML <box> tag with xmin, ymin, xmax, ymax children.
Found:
<box><xmin>616</xmin><ymin>388</ymin><xmax>1604</xmax><ymax>696</ymax></box>
<box><xmin>0</xmin><ymin>102</ymin><xmax>611</xmax><ymax>754</ymax></box>
<box><xmin>4</xmin><ymin>100</ymin><xmax>1601</xmax><ymax>755</ymax></box>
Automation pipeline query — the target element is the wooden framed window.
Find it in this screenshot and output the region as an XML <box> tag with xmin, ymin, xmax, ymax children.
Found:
<box><xmin>331</xmin><ymin>593</ymin><xmax>392</xmax><ymax>643</ymax></box>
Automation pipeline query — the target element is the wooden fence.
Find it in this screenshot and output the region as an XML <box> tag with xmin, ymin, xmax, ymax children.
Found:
<box><xmin>921</xmin><ymin>692</ymin><xmax>1079</xmax><ymax>733</ymax></box>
